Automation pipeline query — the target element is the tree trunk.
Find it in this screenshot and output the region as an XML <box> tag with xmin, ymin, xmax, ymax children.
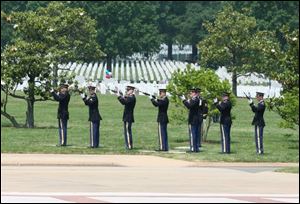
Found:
<box><xmin>1</xmin><ymin>110</ymin><xmax>20</xmax><ymax>128</ymax></box>
<box><xmin>1</xmin><ymin>85</ymin><xmax>21</xmax><ymax>127</ymax></box>
<box><xmin>192</xmin><ymin>44</ymin><xmax>198</xmax><ymax>63</ymax></box>
<box><xmin>26</xmin><ymin>79</ymin><xmax>35</xmax><ymax>128</ymax></box>
<box><xmin>167</xmin><ymin>41</ymin><xmax>173</xmax><ymax>60</ymax></box>
<box><xmin>203</xmin><ymin>116</ymin><xmax>212</xmax><ymax>142</ymax></box>
<box><xmin>144</xmin><ymin>52</ymin><xmax>149</xmax><ymax>59</ymax></box>
<box><xmin>232</xmin><ymin>70</ymin><xmax>237</xmax><ymax>96</ymax></box>
<box><xmin>106</xmin><ymin>55</ymin><xmax>112</xmax><ymax>72</ymax></box>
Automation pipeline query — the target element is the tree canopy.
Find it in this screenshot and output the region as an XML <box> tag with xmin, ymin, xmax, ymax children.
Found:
<box><xmin>1</xmin><ymin>2</ymin><xmax>102</xmax><ymax>128</ymax></box>
<box><xmin>167</xmin><ymin>65</ymin><xmax>235</xmax><ymax>140</ymax></box>
<box><xmin>69</xmin><ymin>1</ymin><xmax>162</xmax><ymax>70</ymax></box>
<box><xmin>198</xmin><ymin>5</ymin><xmax>257</xmax><ymax>96</ymax></box>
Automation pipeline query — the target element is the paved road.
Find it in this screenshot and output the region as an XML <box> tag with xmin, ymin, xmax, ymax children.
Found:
<box><xmin>2</xmin><ymin>192</ymin><xmax>299</xmax><ymax>203</ymax></box>
<box><xmin>1</xmin><ymin>154</ymin><xmax>299</xmax><ymax>203</ymax></box>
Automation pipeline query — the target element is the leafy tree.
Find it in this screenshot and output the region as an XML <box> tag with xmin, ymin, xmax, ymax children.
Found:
<box><xmin>158</xmin><ymin>1</ymin><xmax>186</xmax><ymax>60</ymax></box>
<box><xmin>265</xmin><ymin>29</ymin><xmax>299</xmax><ymax>128</ymax></box>
<box><xmin>240</xmin><ymin>26</ymin><xmax>298</xmax><ymax>129</ymax></box>
<box><xmin>1</xmin><ymin>11</ymin><xmax>15</xmax><ymax>50</ymax></box>
<box><xmin>18</xmin><ymin>2</ymin><xmax>103</xmax><ymax>87</ymax></box>
<box><xmin>1</xmin><ymin>1</ymin><xmax>49</xmax><ymax>49</ymax></box>
<box><xmin>167</xmin><ymin>65</ymin><xmax>235</xmax><ymax>141</ymax></box>
<box><xmin>268</xmin><ymin>87</ymin><xmax>299</xmax><ymax>129</ymax></box>
<box><xmin>1</xmin><ymin>40</ymin><xmax>53</xmax><ymax>128</ymax></box>
<box><xmin>176</xmin><ymin>1</ymin><xmax>221</xmax><ymax>62</ymax></box>
<box><xmin>1</xmin><ymin>2</ymin><xmax>102</xmax><ymax>128</ymax></box>
<box><xmin>70</xmin><ymin>1</ymin><xmax>162</xmax><ymax>71</ymax></box>
<box><xmin>229</xmin><ymin>1</ymin><xmax>299</xmax><ymax>48</ymax></box>
<box><xmin>198</xmin><ymin>5</ymin><xmax>257</xmax><ymax>96</ymax></box>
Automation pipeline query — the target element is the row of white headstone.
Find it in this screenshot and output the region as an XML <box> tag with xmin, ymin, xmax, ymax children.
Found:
<box><xmin>15</xmin><ymin>60</ymin><xmax>282</xmax><ymax>97</ymax></box>
<box><xmin>58</xmin><ymin>60</ymin><xmax>199</xmax><ymax>82</ymax></box>
<box><xmin>92</xmin><ymin>80</ymin><xmax>282</xmax><ymax>98</ymax></box>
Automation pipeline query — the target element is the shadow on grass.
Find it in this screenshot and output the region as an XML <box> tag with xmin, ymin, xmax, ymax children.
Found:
<box><xmin>204</xmin><ymin>139</ymin><xmax>238</xmax><ymax>144</ymax></box>
<box><xmin>173</xmin><ymin>138</ymin><xmax>189</xmax><ymax>143</ymax></box>
<box><xmin>1</xmin><ymin>124</ymin><xmax>58</xmax><ymax>129</ymax></box>
<box><xmin>288</xmin><ymin>145</ymin><xmax>299</xmax><ymax>150</ymax></box>
<box><xmin>215</xmin><ymin>151</ymin><xmax>238</xmax><ymax>155</ymax></box>
<box><xmin>34</xmin><ymin>125</ymin><xmax>59</xmax><ymax>129</ymax></box>
<box><xmin>1</xmin><ymin>123</ymin><xmax>26</xmax><ymax>128</ymax></box>
<box><xmin>287</xmin><ymin>139</ymin><xmax>299</xmax><ymax>150</ymax></box>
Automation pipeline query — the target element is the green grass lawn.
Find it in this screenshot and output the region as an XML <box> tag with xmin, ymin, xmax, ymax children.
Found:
<box><xmin>275</xmin><ymin>167</ymin><xmax>299</xmax><ymax>174</ymax></box>
<box><xmin>1</xmin><ymin>93</ymin><xmax>299</xmax><ymax>163</ymax></box>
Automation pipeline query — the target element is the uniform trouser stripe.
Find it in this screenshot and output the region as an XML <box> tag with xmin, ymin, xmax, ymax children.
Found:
<box><xmin>257</xmin><ymin>126</ymin><xmax>261</xmax><ymax>153</ymax></box>
<box><xmin>255</xmin><ymin>126</ymin><xmax>263</xmax><ymax>154</ymax></box>
<box><xmin>158</xmin><ymin>123</ymin><xmax>163</xmax><ymax>150</ymax></box>
<box><xmin>60</xmin><ymin>119</ymin><xmax>64</xmax><ymax>145</ymax></box>
<box><xmin>90</xmin><ymin>122</ymin><xmax>94</xmax><ymax>147</ymax></box>
<box><xmin>221</xmin><ymin>124</ymin><xmax>226</xmax><ymax>152</ymax></box>
<box><xmin>126</xmin><ymin>122</ymin><xmax>131</xmax><ymax>149</ymax></box>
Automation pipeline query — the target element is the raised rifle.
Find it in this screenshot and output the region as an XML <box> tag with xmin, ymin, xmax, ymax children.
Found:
<box><xmin>140</xmin><ymin>91</ymin><xmax>156</xmax><ymax>99</ymax></box>
<box><xmin>243</xmin><ymin>92</ymin><xmax>251</xmax><ymax>100</ymax></box>
<box><xmin>102</xmin><ymin>83</ymin><xmax>123</xmax><ymax>96</ymax></box>
<box><xmin>108</xmin><ymin>87</ymin><xmax>123</xmax><ymax>96</ymax></box>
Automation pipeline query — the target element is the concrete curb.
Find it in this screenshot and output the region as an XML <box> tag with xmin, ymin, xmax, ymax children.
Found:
<box><xmin>1</xmin><ymin>153</ymin><xmax>299</xmax><ymax>168</ymax></box>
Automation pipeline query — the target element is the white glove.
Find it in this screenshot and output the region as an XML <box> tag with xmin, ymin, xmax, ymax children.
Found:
<box><xmin>213</xmin><ymin>98</ymin><xmax>218</xmax><ymax>103</ymax></box>
<box><xmin>148</xmin><ymin>95</ymin><xmax>153</xmax><ymax>100</ymax></box>
<box><xmin>180</xmin><ymin>95</ymin><xmax>186</xmax><ymax>100</ymax></box>
<box><xmin>50</xmin><ymin>88</ymin><xmax>54</xmax><ymax>93</ymax></box>
<box><xmin>80</xmin><ymin>93</ymin><xmax>86</xmax><ymax>99</ymax></box>
<box><xmin>248</xmin><ymin>99</ymin><xmax>253</xmax><ymax>104</ymax></box>
<box><xmin>115</xmin><ymin>88</ymin><xmax>120</xmax><ymax>96</ymax></box>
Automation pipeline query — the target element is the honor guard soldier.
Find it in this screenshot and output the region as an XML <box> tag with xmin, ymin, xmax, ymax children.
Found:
<box><xmin>81</xmin><ymin>82</ymin><xmax>102</xmax><ymax>148</ymax></box>
<box><xmin>214</xmin><ymin>92</ymin><xmax>232</xmax><ymax>153</ymax></box>
<box><xmin>248</xmin><ymin>92</ymin><xmax>266</xmax><ymax>155</ymax></box>
<box><xmin>117</xmin><ymin>85</ymin><xmax>136</xmax><ymax>149</ymax></box>
<box><xmin>51</xmin><ymin>83</ymin><xmax>70</xmax><ymax>146</ymax></box>
<box><xmin>150</xmin><ymin>85</ymin><xmax>169</xmax><ymax>151</ymax></box>
<box><xmin>198</xmin><ymin>90</ymin><xmax>208</xmax><ymax>147</ymax></box>
<box><xmin>180</xmin><ymin>87</ymin><xmax>201</xmax><ymax>152</ymax></box>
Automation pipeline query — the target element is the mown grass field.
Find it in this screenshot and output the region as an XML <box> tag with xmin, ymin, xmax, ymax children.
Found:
<box><xmin>275</xmin><ymin>167</ymin><xmax>299</xmax><ymax>174</ymax></box>
<box><xmin>1</xmin><ymin>92</ymin><xmax>299</xmax><ymax>163</ymax></box>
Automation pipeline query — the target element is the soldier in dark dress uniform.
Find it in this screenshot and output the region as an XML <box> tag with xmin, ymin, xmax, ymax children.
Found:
<box><xmin>81</xmin><ymin>82</ymin><xmax>102</xmax><ymax>148</ymax></box>
<box><xmin>180</xmin><ymin>87</ymin><xmax>201</xmax><ymax>153</ymax></box>
<box><xmin>51</xmin><ymin>83</ymin><xmax>70</xmax><ymax>146</ymax></box>
<box><xmin>248</xmin><ymin>92</ymin><xmax>266</xmax><ymax>154</ymax></box>
<box><xmin>150</xmin><ymin>85</ymin><xmax>169</xmax><ymax>151</ymax></box>
<box><xmin>214</xmin><ymin>92</ymin><xmax>232</xmax><ymax>153</ymax></box>
<box><xmin>198</xmin><ymin>90</ymin><xmax>208</xmax><ymax>148</ymax></box>
<box><xmin>117</xmin><ymin>85</ymin><xmax>136</xmax><ymax>149</ymax></box>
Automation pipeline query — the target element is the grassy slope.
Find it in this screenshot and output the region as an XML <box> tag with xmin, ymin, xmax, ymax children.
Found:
<box><xmin>1</xmin><ymin>93</ymin><xmax>299</xmax><ymax>162</ymax></box>
<box><xmin>275</xmin><ymin>167</ymin><xmax>299</xmax><ymax>174</ymax></box>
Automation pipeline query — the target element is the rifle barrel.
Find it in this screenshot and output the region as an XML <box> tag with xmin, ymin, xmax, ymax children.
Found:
<box><xmin>243</xmin><ymin>92</ymin><xmax>250</xmax><ymax>100</ymax></box>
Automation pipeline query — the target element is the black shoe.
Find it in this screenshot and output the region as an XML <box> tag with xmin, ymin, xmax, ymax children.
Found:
<box><xmin>56</xmin><ymin>144</ymin><xmax>66</xmax><ymax>147</ymax></box>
